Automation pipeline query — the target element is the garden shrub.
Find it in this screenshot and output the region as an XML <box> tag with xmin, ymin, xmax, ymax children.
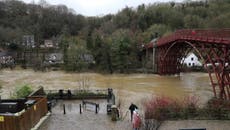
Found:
<box><xmin>13</xmin><ymin>84</ymin><xmax>33</xmax><ymax>98</ymax></box>
<box><xmin>205</xmin><ymin>97</ymin><xmax>230</xmax><ymax>119</ymax></box>
<box><xmin>144</xmin><ymin>96</ymin><xmax>184</xmax><ymax>120</ymax></box>
<box><xmin>144</xmin><ymin>96</ymin><xmax>230</xmax><ymax>121</ymax></box>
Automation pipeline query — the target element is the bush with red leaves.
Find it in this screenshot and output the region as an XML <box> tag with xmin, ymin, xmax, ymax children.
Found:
<box><xmin>144</xmin><ymin>96</ymin><xmax>230</xmax><ymax>121</ymax></box>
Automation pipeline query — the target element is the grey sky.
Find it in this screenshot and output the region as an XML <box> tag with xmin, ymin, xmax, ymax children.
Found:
<box><xmin>21</xmin><ymin>0</ymin><xmax>184</xmax><ymax>16</ymax></box>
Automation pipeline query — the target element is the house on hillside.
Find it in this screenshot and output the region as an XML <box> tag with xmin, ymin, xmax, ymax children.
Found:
<box><xmin>0</xmin><ymin>51</ymin><xmax>15</xmax><ymax>68</ymax></box>
<box><xmin>79</xmin><ymin>54</ymin><xmax>95</xmax><ymax>64</ymax></box>
<box><xmin>40</xmin><ymin>39</ymin><xmax>59</xmax><ymax>48</ymax></box>
<box><xmin>43</xmin><ymin>53</ymin><xmax>64</xmax><ymax>65</ymax></box>
<box><xmin>183</xmin><ymin>53</ymin><xmax>202</xmax><ymax>67</ymax></box>
<box><xmin>20</xmin><ymin>36</ymin><xmax>62</xmax><ymax>69</ymax></box>
<box><xmin>22</xmin><ymin>35</ymin><xmax>35</xmax><ymax>48</ymax></box>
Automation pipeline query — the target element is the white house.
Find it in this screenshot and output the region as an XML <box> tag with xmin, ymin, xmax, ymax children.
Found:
<box><xmin>183</xmin><ymin>53</ymin><xmax>202</xmax><ymax>67</ymax></box>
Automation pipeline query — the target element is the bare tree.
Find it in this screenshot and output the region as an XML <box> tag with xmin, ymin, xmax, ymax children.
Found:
<box><xmin>77</xmin><ymin>74</ymin><xmax>92</xmax><ymax>91</ymax></box>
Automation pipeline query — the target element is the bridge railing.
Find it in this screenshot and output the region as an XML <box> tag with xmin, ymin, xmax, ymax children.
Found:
<box><xmin>156</xmin><ymin>29</ymin><xmax>230</xmax><ymax>46</ymax></box>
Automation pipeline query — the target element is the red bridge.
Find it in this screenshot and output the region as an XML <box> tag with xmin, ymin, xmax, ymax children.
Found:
<box><xmin>146</xmin><ymin>29</ymin><xmax>230</xmax><ymax>100</ymax></box>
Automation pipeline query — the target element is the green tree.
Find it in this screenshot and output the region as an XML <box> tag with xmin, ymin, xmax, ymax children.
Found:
<box><xmin>0</xmin><ymin>0</ymin><xmax>230</xmax><ymax>73</ymax></box>
<box><xmin>184</xmin><ymin>15</ymin><xmax>203</xmax><ymax>28</ymax></box>
<box><xmin>114</xmin><ymin>7</ymin><xmax>135</xmax><ymax>29</ymax></box>
<box><xmin>141</xmin><ymin>24</ymin><xmax>171</xmax><ymax>43</ymax></box>
<box><xmin>64</xmin><ymin>37</ymin><xmax>91</xmax><ymax>71</ymax></box>
<box><xmin>13</xmin><ymin>85</ymin><xmax>33</xmax><ymax>98</ymax></box>
<box><xmin>110</xmin><ymin>29</ymin><xmax>133</xmax><ymax>73</ymax></box>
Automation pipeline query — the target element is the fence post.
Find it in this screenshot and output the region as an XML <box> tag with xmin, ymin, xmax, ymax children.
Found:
<box><xmin>63</xmin><ymin>104</ymin><xmax>66</xmax><ymax>114</ymax></box>
<box><xmin>80</xmin><ymin>104</ymin><xmax>82</xmax><ymax>114</ymax></box>
<box><xmin>112</xmin><ymin>94</ymin><xmax>115</xmax><ymax>105</ymax></box>
<box><xmin>95</xmin><ymin>104</ymin><xmax>98</xmax><ymax>114</ymax></box>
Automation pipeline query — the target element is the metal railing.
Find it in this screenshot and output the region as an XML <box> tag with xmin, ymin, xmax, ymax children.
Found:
<box><xmin>44</xmin><ymin>89</ymin><xmax>108</xmax><ymax>95</ymax></box>
<box><xmin>44</xmin><ymin>88</ymin><xmax>109</xmax><ymax>100</ymax></box>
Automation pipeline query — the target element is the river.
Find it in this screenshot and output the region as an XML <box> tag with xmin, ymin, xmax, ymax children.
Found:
<box><xmin>0</xmin><ymin>69</ymin><xmax>213</xmax><ymax>107</ymax></box>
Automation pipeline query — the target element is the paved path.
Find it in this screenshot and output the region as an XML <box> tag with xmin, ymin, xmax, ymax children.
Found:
<box><xmin>38</xmin><ymin>100</ymin><xmax>132</xmax><ymax>130</ymax></box>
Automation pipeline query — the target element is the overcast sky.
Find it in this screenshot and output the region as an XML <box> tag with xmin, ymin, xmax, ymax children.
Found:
<box><xmin>21</xmin><ymin>0</ymin><xmax>184</xmax><ymax>16</ymax></box>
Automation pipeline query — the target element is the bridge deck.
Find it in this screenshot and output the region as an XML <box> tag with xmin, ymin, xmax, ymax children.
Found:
<box><xmin>147</xmin><ymin>29</ymin><xmax>230</xmax><ymax>48</ymax></box>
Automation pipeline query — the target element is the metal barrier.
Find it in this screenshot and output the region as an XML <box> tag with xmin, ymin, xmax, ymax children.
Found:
<box><xmin>82</xmin><ymin>100</ymin><xmax>99</xmax><ymax>114</ymax></box>
<box><xmin>45</xmin><ymin>89</ymin><xmax>108</xmax><ymax>100</ymax></box>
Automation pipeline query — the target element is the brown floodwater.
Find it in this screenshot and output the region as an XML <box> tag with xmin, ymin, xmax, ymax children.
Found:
<box><xmin>0</xmin><ymin>69</ymin><xmax>213</xmax><ymax>105</ymax></box>
<box><xmin>0</xmin><ymin>69</ymin><xmax>214</xmax><ymax>130</ymax></box>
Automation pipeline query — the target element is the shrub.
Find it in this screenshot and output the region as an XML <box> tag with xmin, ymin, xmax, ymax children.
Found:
<box><xmin>144</xmin><ymin>96</ymin><xmax>182</xmax><ymax>120</ymax></box>
<box><xmin>144</xmin><ymin>95</ymin><xmax>200</xmax><ymax>121</ymax></box>
<box><xmin>181</xmin><ymin>96</ymin><xmax>199</xmax><ymax>119</ymax></box>
<box><xmin>144</xmin><ymin>96</ymin><xmax>230</xmax><ymax>121</ymax></box>
<box><xmin>207</xmin><ymin>97</ymin><xmax>230</xmax><ymax>109</ymax></box>
<box><xmin>204</xmin><ymin>97</ymin><xmax>230</xmax><ymax>119</ymax></box>
<box><xmin>13</xmin><ymin>85</ymin><xmax>33</xmax><ymax>98</ymax></box>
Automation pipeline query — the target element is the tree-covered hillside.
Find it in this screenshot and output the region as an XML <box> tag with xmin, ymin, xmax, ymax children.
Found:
<box><xmin>0</xmin><ymin>0</ymin><xmax>229</xmax><ymax>72</ymax></box>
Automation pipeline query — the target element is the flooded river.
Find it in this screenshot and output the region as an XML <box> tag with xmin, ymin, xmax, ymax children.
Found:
<box><xmin>0</xmin><ymin>69</ymin><xmax>215</xmax><ymax>130</ymax></box>
<box><xmin>0</xmin><ymin>69</ymin><xmax>213</xmax><ymax>105</ymax></box>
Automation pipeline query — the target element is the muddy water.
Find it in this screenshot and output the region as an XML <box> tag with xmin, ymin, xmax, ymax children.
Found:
<box><xmin>0</xmin><ymin>69</ymin><xmax>214</xmax><ymax>129</ymax></box>
<box><xmin>0</xmin><ymin>69</ymin><xmax>213</xmax><ymax>105</ymax></box>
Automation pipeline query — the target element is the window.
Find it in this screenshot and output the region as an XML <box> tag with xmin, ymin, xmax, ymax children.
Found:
<box><xmin>191</xmin><ymin>57</ymin><xmax>194</xmax><ymax>61</ymax></box>
<box><xmin>52</xmin><ymin>55</ymin><xmax>57</xmax><ymax>60</ymax></box>
<box><xmin>188</xmin><ymin>63</ymin><xmax>191</xmax><ymax>66</ymax></box>
<box><xmin>192</xmin><ymin>63</ymin><xmax>195</xmax><ymax>66</ymax></box>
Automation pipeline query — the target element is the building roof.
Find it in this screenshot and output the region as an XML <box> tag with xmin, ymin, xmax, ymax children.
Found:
<box><xmin>0</xmin><ymin>51</ymin><xmax>13</xmax><ymax>57</ymax></box>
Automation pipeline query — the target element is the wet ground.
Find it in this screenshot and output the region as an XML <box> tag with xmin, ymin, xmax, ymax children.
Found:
<box><xmin>38</xmin><ymin>100</ymin><xmax>132</xmax><ymax>130</ymax></box>
<box><xmin>38</xmin><ymin>100</ymin><xmax>230</xmax><ymax>130</ymax></box>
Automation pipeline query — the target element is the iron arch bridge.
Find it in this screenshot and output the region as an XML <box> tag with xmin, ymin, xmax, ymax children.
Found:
<box><xmin>146</xmin><ymin>29</ymin><xmax>230</xmax><ymax>100</ymax></box>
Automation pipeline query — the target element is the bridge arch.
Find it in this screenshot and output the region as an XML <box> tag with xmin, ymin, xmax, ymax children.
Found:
<box><xmin>162</xmin><ymin>41</ymin><xmax>204</xmax><ymax>64</ymax></box>
<box><xmin>153</xmin><ymin>29</ymin><xmax>230</xmax><ymax>100</ymax></box>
